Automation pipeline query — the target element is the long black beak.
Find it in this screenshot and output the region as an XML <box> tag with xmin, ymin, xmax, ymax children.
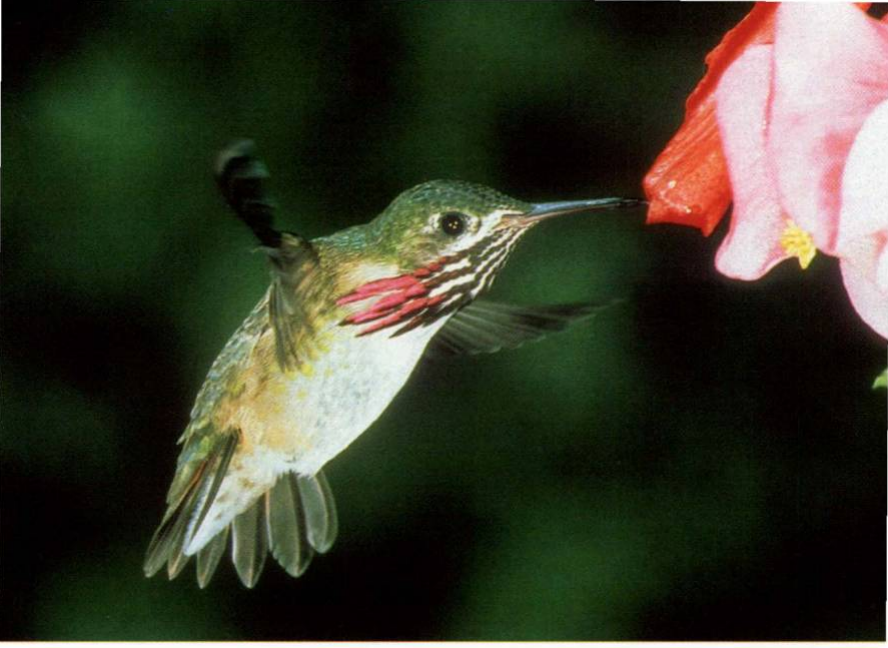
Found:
<box><xmin>516</xmin><ymin>197</ymin><xmax>646</xmax><ymax>224</ymax></box>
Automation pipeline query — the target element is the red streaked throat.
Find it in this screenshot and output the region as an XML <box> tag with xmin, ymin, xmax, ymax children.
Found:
<box><xmin>336</xmin><ymin>258</ymin><xmax>454</xmax><ymax>336</ymax></box>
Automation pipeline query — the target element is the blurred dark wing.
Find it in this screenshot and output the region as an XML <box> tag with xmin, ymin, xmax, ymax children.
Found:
<box><xmin>426</xmin><ymin>299</ymin><xmax>620</xmax><ymax>358</ymax></box>
<box><xmin>215</xmin><ymin>140</ymin><xmax>321</xmax><ymax>371</ymax></box>
<box><xmin>215</xmin><ymin>139</ymin><xmax>283</xmax><ymax>248</ymax></box>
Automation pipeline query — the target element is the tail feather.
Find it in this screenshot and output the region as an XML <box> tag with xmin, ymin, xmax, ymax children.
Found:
<box><xmin>145</xmin><ymin>465</ymin><xmax>338</xmax><ymax>587</ymax></box>
<box><xmin>298</xmin><ymin>471</ymin><xmax>338</xmax><ymax>554</ymax></box>
<box><xmin>267</xmin><ymin>474</ymin><xmax>313</xmax><ymax>578</ymax></box>
<box><xmin>231</xmin><ymin>495</ymin><xmax>269</xmax><ymax>588</ymax></box>
<box><xmin>196</xmin><ymin>526</ymin><xmax>228</xmax><ymax>589</ymax></box>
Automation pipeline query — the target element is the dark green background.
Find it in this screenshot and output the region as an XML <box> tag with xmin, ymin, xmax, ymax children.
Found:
<box><xmin>3</xmin><ymin>1</ymin><xmax>885</xmax><ymax>640</ymax></box>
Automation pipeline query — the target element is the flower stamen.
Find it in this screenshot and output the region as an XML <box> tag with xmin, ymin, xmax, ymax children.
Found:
<box><xmin>780</xmin><ymin>218</ymin><xmax>816</xmax><ymax>269</ymax></box>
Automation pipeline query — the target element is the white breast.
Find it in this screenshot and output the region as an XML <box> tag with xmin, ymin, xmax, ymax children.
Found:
<box><xmin>283</xmin><ymin>318</ymin><xmax>447</xmax><ymax>475</ymax></box>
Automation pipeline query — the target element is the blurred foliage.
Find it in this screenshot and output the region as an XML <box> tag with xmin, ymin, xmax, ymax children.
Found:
<box><xmin>2</xmin><ymin>1</ymin><xmax>884</xmax><ymax>641</ymax></box>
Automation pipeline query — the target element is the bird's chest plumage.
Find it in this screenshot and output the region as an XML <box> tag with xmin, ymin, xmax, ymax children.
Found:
<box><xmin>252</xmin><ymin>318</ymin><xmax>447</xmax><ymax>475</ymax></box>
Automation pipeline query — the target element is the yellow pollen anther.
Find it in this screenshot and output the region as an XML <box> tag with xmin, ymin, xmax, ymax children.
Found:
<box><xmin>780</xmin><ymin>219</ymin><xmax>816</xmax><ymax>270</ymax></box>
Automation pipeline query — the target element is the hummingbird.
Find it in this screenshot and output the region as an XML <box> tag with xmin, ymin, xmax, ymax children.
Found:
<box><xmin>144</xmin><ymin>140</ymin><xmax>642</xmax><ymax>588</ymax></box>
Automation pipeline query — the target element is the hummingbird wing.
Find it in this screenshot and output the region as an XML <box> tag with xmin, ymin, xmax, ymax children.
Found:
<box><xmin>215</xmin><ymin>139</ymin><xmax>283</xmax><ymax>248</ymax></box>
<box><xmin>216</xmin><ymin>140</ymin><xmax>323</xmax><ymax>371</ymax></box>
<box><xmin>426</xmin><ymin>299</ymin><xmax>621</xmax><ymax>358</ymax></box>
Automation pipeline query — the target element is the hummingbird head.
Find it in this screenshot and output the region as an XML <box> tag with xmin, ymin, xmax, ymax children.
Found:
<box><xmin>371</xmin><ymin>180</ymin><xmax>530</xmax><ymax>266</ymax></box>
<box><xmin>337</xmin><ymin>179</ymin><xmax>642</xmax><ymax>337</ymax></box>
<box><xmin>372</xmin><ymin>179</ymin><xmax>640</xmax><ymax>269</ymax></box>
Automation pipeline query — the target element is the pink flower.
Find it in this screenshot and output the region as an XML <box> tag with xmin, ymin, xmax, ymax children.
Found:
<box><xmin>645</xmin><ymin>3</ymin><xmax>888</xmax><ymax>339</ymax></box>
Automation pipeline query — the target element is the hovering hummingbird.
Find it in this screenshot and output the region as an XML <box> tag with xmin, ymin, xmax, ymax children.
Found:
<box><xmin>144</xmin><ymin>141</ymin><xmax>642</xmax><ymax>588</ymax></box>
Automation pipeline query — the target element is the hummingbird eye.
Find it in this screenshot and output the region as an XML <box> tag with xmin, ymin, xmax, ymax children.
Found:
<box><xmin>439</xmin><ymin>212</ymin><xmax>467</xmax><ymax>237</ymax></box>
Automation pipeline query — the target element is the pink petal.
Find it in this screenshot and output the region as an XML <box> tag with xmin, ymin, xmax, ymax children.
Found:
<box><xmin>841</xmin><ymin>257</ymin><xmax>888</xmax><ymax>339</ymax></box>
<box><xmin>839</xmin><ymin>98</ymin><xmax>888</xmax><ymax>273</ymax></box>
<box><xmin>713</xmin><ymin>45</ymin><xmax>788</xmax><ymax>280</ymax></box>
<box><xmin>769</xmin><ymin>4</ymin><xmax>888</xmax><ymax>253</ymax></box>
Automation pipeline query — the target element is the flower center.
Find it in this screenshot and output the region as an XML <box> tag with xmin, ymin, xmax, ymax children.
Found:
<box><xmin>780</xmin><ymin>219</ymin><xmax>816</xmax><ymax>269</ymax></box>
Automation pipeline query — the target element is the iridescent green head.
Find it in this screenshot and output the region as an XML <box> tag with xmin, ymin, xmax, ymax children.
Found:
<box><xmin>369</xmin><ymin>180</ymin><xmax>529</xmax><ymax>263</ymax></box>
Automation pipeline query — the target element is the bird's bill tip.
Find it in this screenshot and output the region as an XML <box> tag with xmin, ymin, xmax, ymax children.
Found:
<box><xmin>514</xmin><ymin>197</ymin><xmax>647</xmax><ymax>223</ymax></box>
